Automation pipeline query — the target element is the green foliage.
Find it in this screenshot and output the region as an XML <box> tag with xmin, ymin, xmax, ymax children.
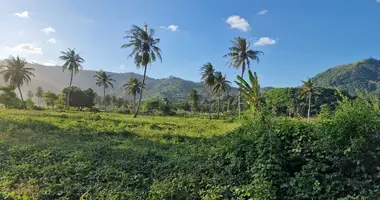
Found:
<box><xmin>235</xmin><ymin>70</ymin><xmax>260</xmax><ymax>112</ymax></box>
<box><xmin>189</xmin><ymin>88</ymin><xmax>200</xmax><ymax>112</ymax></box>
<box><xmin>44</xmin><ymin>91</ymin><xmax>59</xmax><ymax>110</ymax></box>
<box><xmin>61</xmin><ymin>86</ymin><xmax>96</xmax><ymax>110</ymax></box>
<box><xmin>25</xmin><ymin>99</ymin><xmax>35</xmax><ymax>110</ymax></box>
<box><xmin>0</xmin><ymin>85</ymin><xmax>22</xmax><ymax>109</ymax></box>
<box><xmin>1</xmin><ymin>97</ymin><xmax>380</xmax><ymax>199</ymax></box>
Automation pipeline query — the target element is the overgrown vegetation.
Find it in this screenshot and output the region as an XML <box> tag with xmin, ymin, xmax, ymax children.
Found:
<box><xmin>1</xmin><ymin>96</ymin><xmax>379</xmax><ymax>199</ymax></box>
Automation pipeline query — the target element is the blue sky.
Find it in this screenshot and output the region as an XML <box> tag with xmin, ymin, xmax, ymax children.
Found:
<box><xmin>1</xmin><ymin>0</ymin><xmax>380</xmax><ymax>87</ymax></box>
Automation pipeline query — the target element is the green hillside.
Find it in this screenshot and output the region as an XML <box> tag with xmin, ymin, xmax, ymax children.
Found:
<box><xmin>313</xmin><ymin>58</ymin><xmax>380</xmax><ymax>95</ymax></box>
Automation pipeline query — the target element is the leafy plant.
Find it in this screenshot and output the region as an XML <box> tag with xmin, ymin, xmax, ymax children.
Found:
<box><xmin>235</xmin><ymin>70</ymin><xmax>260</xmax><ymax>112</ymax></box>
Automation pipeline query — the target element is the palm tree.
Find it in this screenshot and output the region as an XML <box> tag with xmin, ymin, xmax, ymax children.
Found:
<box><xmin>35</xmin><ymin>86</ymin><xmax>44</xmax><ymax>106</ymax></box>
<box><xmin>59</xmin><ymin>48</ymin><xmax>85</xmax><ymax>110</ymax></box>
<box><xmin>27</xmin><ymin>90</ymin><xmax>34</xmax><ymax>100</ymax></box>
<box><xmin>224</xmin><ymin>37</ymin><xmax>263</xmax><ymax>118</ymax></box>
<box><xmin>0</xmin><ymin>56</ymin><xmax>35</xmax><ymax>109</ymax></box>
<box><xmin>235</xmin><ymin>70</ymin><xmax>261</xmax><ymax>112</ymax></box>
<box><xmin>200</xmin><ymin>62</ymin><xmax>216</xmax><ymax>119</ymax></box>
<box><xmin>123</xmin><ymin>77</ymin><xmax>143</xmax><ymax>113</ymax></box>
<box><xmin>94</xmin><ymin>70</ymin><xmax>115</xmax><ymax>110</ymax></box>
<box><xmin>121</xmin><ymin>24</ymin><xmax>162</xmax><ymax>118</ymax></box>
<box><xmin>300</xmin><ymin>79</ymin><xmax>315</xmax><ymax>119</ymax></box>
<box><xmin>189</xmin><ymin>88</ymin><xmax>200</xmax><ymax>112</ymax></box>
<box><xmin>212</xmin><ymin>72</ymin><xmax>231</xmax><ymax>119</ymax></box>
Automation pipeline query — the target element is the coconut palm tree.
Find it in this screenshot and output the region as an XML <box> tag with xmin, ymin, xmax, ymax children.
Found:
<box><xmin>212</xmin><ymin>72</ymin><xmax>231</xmax><ymax>119</ymax></box>
<box><xmin>94</xmin><ymin>70</ymin><xmax>115</xmax><ymax>110</ymax></box>
<box><xmin>123</xmin><ymin>77</ymin><xmax>143</xmax><ymax>113</ymax></box>
<box><xmin>189</xmin><ymin>88</ymin><xmax>200</xmax><ymax>112</ymax></box>
<box><xmin>59</xmin><ymin>48</ymin><xmax>85</xmax><ymax>110</ymax></box>
<box><xmin>121</xmin><ymin>24</ymin><xmax>162</xmax><ymax>118</ymax></box>
<box><xmin>35</xmin><ymin>86</ymin><xmax>44</xmax><ymax>106</ymax></box>
<box><xmin>0</xmin><ymin>56</ymin><xmax>35</xmax><ymax>109</ymax></box>
<box><xmin>200</xmin><ymin>62</ymin><xmax>216</xmax><ymax>119</ymax></box>
<box><xmin>224</xmin><ymin>37</ymin><xmax>263</xmax><ymax>118</ymax></box>
<box><xmin>235</xmin><ymin>70</ymin><xmax>261</xmax><ymax>112</ymax></box>
<box><xmin>27</xmin><ymin>90</ymin><xmax>34</xmax><ymax>100</ymax></box>
<box><xmin>300</xmin><ymin>78</ymin><xmax>315</xmax><ymax>119</ymax></box>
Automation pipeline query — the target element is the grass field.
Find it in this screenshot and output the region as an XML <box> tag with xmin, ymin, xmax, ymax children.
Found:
<box><xmin>0</xmin><ymin>110</ymin><xmax>239</xmax><ymax>199</ymax></box>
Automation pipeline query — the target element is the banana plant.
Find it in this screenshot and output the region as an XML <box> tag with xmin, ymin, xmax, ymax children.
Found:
<box><xmin>235</xmin><ymin>70</ymin><xmax>260</xmax><ymax>112</ymax></box>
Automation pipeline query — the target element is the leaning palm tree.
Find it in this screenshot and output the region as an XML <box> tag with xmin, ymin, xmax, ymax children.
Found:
<box><xmin>121</xmin><ymin>24</ymin><xmax>162</xmax><ymax>118</ymax></box>
<box><xmin>212</xmin><ymin>72</ymin><xmax>231</xmax><ymax>119</ymax></box>
<box><xmin>35</xmin><ymin>86</ymin><xmax>44</xmax><ymax>106</ymax></box>
<box><xmin>94</xmin><ymin>70</ymin><xmax>115</xmax><ymax>110</ymax></box>
<box><xmin>200</xmin><ymin>62</ymin><xmax>216</xmax><ymax>119</ymax></box>
<box><xmin>123</xmin><ymin>77</ymin><xmax>143</xmax><ymax>113</ymax></box>
<box><xmin>235</xmin><ymin>70</ymin><xmax>261</xmax><ymax>112</ymax></box>
<box><xmin>0</xmin><ymin>56</ymin><xmax>35</xmax><ymax>109</ymax></box>
<box><xmin>300</xmin><ymin>79</ymin><xmax>315</xmax><ymax>119</ymax></box>
<box><xmin>59</xmin><ymin>48</ymin><xmax>85</xmax><ymax>110</ymax></box>
<box><xmin>224</xmin><ymin>37</ymin><xmax>263</xmax><ymax>118</ymax></box>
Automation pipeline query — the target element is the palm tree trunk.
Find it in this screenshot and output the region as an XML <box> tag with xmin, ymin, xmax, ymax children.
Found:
<box><xmin>133</xmin><ymin>94</ymin><xmax>136</xmax><ymax>113</ymax></box>
<box><xmin>238</xmin><ymin>64</ymin><xmax>245</xmax><ymax>119</ymax></box>
<box><xmin>17</xmin><ymin>86</ymin><xmax>26</xmax><ymax>110</ymax></box>
<box><xmin>209</xmin><ymin>87</ymin><xmax>212</xmax><ymax>120</ymax></box>
<box><xmin>307</xmin><ymin>92</ymin><xmax>312</xmax><ymax>119</ymax></box>
<box><xmin>103</xmin><ymin>86</ymin><xmax>107</xmax><ymax>111</ymax></box>
<box><xmin>217</xmin><ymin>95</ymin><xmax>220</xmax><ymax>119</ymax></box>
<box><xmin>133</xmin><ymin>65</ymin><xmax>147</xmax><ymax>118</ymax></box>
<box><xmin>67</xmin><ymin>70</ymin><xmax>74</xmax><ymax>111</ymax></box>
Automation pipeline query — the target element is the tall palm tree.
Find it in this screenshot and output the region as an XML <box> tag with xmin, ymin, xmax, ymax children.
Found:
<box><xmin>123</xmin><ymin>77</ymin><xmax>143</xmax><ymax>113</ymax></box>
<box><xmin>235</xmin><ymin>70</ymin><xmax>261</xmax><ymax>112</ymax></box>
<box><xmin>59</xmin><ymin>48</ymin><xmax>85</xmax><ymax>110</ymax></box>
<box><xmin>121</xmin><ymin>24</ymin><xmax>162</xmax><ymax>118</ymax></box>
<box><xmin>200</xmin><ymin>62</ymin><xmax>216</xmax><ymax>119</ymax></box>
<box><xmin>189</xmin><ymin>88</ymin><xmax>200</xmax><ymax>112</ymax></box>
<box><xmin>212</xmin><ymin>72</ymin><xmax>231</xmax><ymax>119</ymax></box>
<box><xmin>35</xmin><ymin>86</ymin><xmax>44</xmax><ymax>106</ymax></box>
<box><xmin>300</xmin><ymin>79</ymin><xmax>315</xmax><ymax>119</ymax></box>
<box><xmin>224</xmin><ymin>37</ymin><xmax>263</xmax><ymax>118</ymax></box>
<box><xmin>0</xmin><ymin>56</ymin><xmax>35</xmax><ymax>109</ymax></box>
<box><xmin>94</xmin><ymin>70</ymin><xmax>115</xmax><ymax>110</ymax></box>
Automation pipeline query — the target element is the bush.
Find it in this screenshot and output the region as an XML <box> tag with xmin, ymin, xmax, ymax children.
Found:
<box><xmin>88</xmin><ymin>107</ymin><xmax>100</xmax><ymax>113</ymax></box>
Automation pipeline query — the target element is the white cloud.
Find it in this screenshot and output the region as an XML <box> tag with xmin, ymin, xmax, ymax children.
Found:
<box><xmin>377</xmin><ymin>0</ymin><xmax>380</xmax><ymax>3</ymax></box>
<box><xmin>43</xmin><ymin>61</ymin><xmax>56</xmax><ymax>66</ymax></box>
<box><xmin>160</xmin><ymin>25</ymin><xmax>179</xmax><ymax>32</ymax></box>
<box><xmin>254</xmin><ymin>37</ymin><xmax>277</xmax><ymax>46</ymax></box>
<box><xmin>120</xmin><ymin>65</ymin><xmax>125</xmax><ymax>70</ymax></box>
<box><xmin>257</xmin><ymin>10</ymin><xmax>268</xmax><ymax>15</ymax></box>
<box><xmin>225</xmin><ymin>15</ymin><xmax>250</xmax><ymax>32</ymax></box>
<box><xmin>46</xmin><ymin>38</ymin><xmax>56</xmax><ymax>44</ymax></box>
<box><xmin>10</xmin><ymin>43</ymin><xmax>43</xmax><ymax>54</ymax></box>
<box><xmin>13</xmin><ymin>11</ymin><xmax>30</xmax><ymax>18</ymax></box>
<box><xmin>41</xmin><ymin>27</ymin><xmax>56</xmax><ymax>35</ymax></box>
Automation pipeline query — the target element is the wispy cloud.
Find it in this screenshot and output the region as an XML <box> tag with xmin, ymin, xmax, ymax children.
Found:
<box><xmin>13</xmin><ymin>11</ymin><xmax>30</xmax><ymax>18</ymax></box>
<box><xmin>41</xmin><ymin>27</ymin><xmax>56</xmax><ymax>35</ymax></box>
<box><xmin>225</xmin><ymin>15</ymin><xmax>250</xmax><ymax>32</ymax></box>
<box><xmin>43</xmin><ymin>61</ymin><xmax>56</xmax><ymax>66</ymax></box>
<box><xmin>254</xmin><ymin>37</ymin><xmax>277</xmax><ymax>46</ymax></box>
<box><xmin>377</xmin><ymin>0</ymin><xmax>380</xmax><ymax>3</ymax></box>
<box><xmin>46</xmin><ymin>38</ymin><xmax>56</xmax><ymax>44</ymax></box>
<box><xmin>10</xmin><ymin>43</ymin><xmax>43</xmax><ymax>54</ymax></box>
<box><xmin>160</xmin><ymin>25</ymin><xmax>179</xmax><ymax>32</ymax></box>
<box><xmin>79</xmin><ymin>16</ymin><xmax>95</xmax><ymax>24</ymax></box>
<box><xmin>257</xmin><ymin>10</ymin><xmax>268</xmax><ymax>15</ymax></box>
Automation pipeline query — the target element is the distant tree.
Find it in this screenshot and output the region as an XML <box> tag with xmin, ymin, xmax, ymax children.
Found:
<box><xmin>200</xmin><ymin>62</ymin><xmax>216</xmax><ymax>119</ymax></box>
<box><xmin>94</xmin><ymin>70</ymin><xmax>115</xmax><ymax>110</ymax></box>
<box><xmin>27</xmin><ymin>90</ymin><xmax>34</xmax><ymax>100</ymax></box>
<box><xmin>59</xmin><ymin>48</ymin><xmax>85</xmax><ymax>110</ymax></box>
<box><xmin>0</xmin><ymin>85</ymin><xmax>21</xmax><ymax>109</ymax></box>
<box><xmin>123</xmin><ymin>77</ymin><xmax>143</xmax><ymax>113</ymax></box>
<box><xmin>61</xmin><ymin>87</ymin><xmax>96</xmax><ymax>110</ymax></box>
<box><xmin>189</xmin><ymin>88</ymin><xmax>200</xmax><ymax>112</ymax></box>
<box><xmin>116</xmin><ymin>97</ymin><xmax>125</xmax><ymax>109</ymax></box>
<box><xmin>44</xmin><ymin>91</ymin><xmax>59</xmax><ymax>111</ymax></box>
<box><xmin>121</xmin><ymin>24</ymin><xmax>162</xmax><ymax>118</ymax></box>
<box><xmin>224</xmin><ymin>37</ymin><xmax>263</xmax><ymax>118</ymax></box>
<box><xmin>300</xmin><ymin>79</ymin><xmax>315</xmax><ymax>119</ymax></box>
<box><xmin>235</xmin><ymin>70</ymin><xmax>261</xmax><ymax>112</ymax></box>
<box><xmin>25</xmin><ymin>99</ymin><xmax>35</xmax><ymax>110</ymax></box>
<box><xmin>111</xmin><ymin>95</ymin><xmax>118</xmax><ymax>110</ymax></box>
<box><xmin>35</xmin><ymin>86</ymin><xmax>44</xmax><ymax>106</ymax></box>
<box><xmin>212</xmin><ymin>72</ymin><xmax>231</xmax><ymax>119</ymax></box>
<box><xmin>0</xmin><ymin>56</ymin><xmax>35</xmax><ymax>109</ymax></box>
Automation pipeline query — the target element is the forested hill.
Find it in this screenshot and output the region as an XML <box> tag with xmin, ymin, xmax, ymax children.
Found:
<box><xmin>0</xmin><ymin>60</ymin><xmax>240</xmax><ymax>100</ymax></box>
<box><xmin>312</xmin><ymin>58</ymin><xmax>380</xmax><ymax>96</ymax></box>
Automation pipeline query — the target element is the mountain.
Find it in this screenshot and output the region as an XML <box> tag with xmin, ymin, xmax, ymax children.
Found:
<box><xmin>313</xmin><ymin>58</ymin><xmax>380</xmax><ymax>96</ymax></box>
<box><xmin>0</xmin><ymin>60</ymin><xmax>237</xmax><ymax>100</ymax></box>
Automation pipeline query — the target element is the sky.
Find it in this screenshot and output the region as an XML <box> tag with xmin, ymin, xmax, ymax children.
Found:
<box><xmin>1</xmin><ymin>0</ymin><xmax>380</xmax><ymax>87</ymax></box>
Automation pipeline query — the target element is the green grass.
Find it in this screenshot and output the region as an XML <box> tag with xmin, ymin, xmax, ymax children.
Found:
<box><xmin>0</xmin><ymin>109</ymin><xmax>239</xmax><ymax>199</ymax></box>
